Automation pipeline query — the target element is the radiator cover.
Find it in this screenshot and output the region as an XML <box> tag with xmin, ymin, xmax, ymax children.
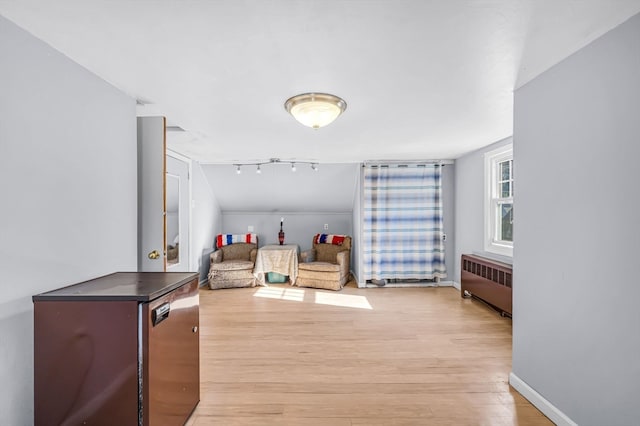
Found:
<box><xmin>461</xmin><ymin>254</ymin><xmax>512</xmax><ymax>316</ymax></box>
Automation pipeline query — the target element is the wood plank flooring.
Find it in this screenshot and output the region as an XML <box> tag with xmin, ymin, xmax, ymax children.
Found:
<box><xmin>186</xmin><ymin>283</ymin><xmax>553</xmax><ymax>426</ymax></box>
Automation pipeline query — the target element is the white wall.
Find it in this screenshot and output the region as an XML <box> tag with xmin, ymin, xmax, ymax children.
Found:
<box><xmin>453</xmin><ymin>137</ymin><xmax>513</xmax><ymax>283</ymax></box>
<box><xmin>191</xmin><ymin>162</ymin><xmax>222</xmax><ymax>284</ymax></box>
<box><xmin>513</xmin><ymin>12</ymin><xmax>640</xmax><ymax>426</ymax></box>
<box><xmin>0</xmin><ymin>15</ymin><xmax>137</xmax><ymax>425</ymax></box>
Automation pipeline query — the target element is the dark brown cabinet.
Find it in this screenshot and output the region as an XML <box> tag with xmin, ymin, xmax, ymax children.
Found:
<box><xmin>461</xmin><ymin>254</ymin><xmax>512</xmax><ymax>316</ymax></box>
<box><xmin>33</xmin><ymin>272</ymin><xmax>200</xmax><ymax>426</ymax></box>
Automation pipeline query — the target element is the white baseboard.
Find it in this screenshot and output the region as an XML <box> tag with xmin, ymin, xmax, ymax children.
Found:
<box><xmin>452</xmin><ymin>281</ymin><xmax>461</xmax><ymax>290</ymax></box>
<box><xmin>509</xmin><ymin>372</ymin><xmax>577</xmax><ymax>426</ymax></box>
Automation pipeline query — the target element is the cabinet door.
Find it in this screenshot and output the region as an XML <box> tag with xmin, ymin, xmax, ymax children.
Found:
<box><xmin>143</xmin><ymin>279</ymin><xmax>200</xmax><ymax>426</ymax></box>
<box><xmin>34</xmin><ymin>300</ymin><xmax>139</xmax><ymax>426</ymax></box>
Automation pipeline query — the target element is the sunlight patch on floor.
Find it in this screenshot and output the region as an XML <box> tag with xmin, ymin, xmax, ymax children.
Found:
<box><xmin>314</xmin><ymin>291</ymin><xmax>373</xmax><ymax>310</ymax></box>
<box><xmin>253</xmin><ymin>286</ymin><xmax>305</xmax><ymax>301</ymax></box>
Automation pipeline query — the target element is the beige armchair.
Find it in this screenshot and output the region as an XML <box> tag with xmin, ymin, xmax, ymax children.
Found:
<box><xmin>208</xmin><ymin>234</ymin><xmax>258</xmax><ymax>290</ymax></box>
<box><xmin>296</xmin><ymin>235</ymin><xmax>352</xmax><ymax>291</ymax></box>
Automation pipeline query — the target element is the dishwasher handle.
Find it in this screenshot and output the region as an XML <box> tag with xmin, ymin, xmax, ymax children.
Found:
<box><xmin>151</xmin><ymin>302</ymin><xmax>170</xmax><ymax>326</ymax></box>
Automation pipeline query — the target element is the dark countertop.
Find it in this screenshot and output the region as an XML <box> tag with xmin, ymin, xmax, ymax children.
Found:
<box><xmin>32</xmin><ymin>272</ymin><xmax>199</xmax><ymax>302</ymax></box>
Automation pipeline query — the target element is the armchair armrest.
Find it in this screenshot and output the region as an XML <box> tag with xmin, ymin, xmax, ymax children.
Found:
<box><xmin>250</xmin><ymin>248</ymin><xmax>257</xmax><ymax>263</ymax></box>
<box><xmin>300</xmin><ymin>249</ymin><xmax>316</xmax><ymax>263</ymax></box>
<box><xmin>336</xmin><ymin>250</ymin><xmax>349</xmax><ymax>270</ymax></box>
<box><xmin>210</xmin><ymin>249</ymin><xmax>223</xmax><ymax>264</ymax></box>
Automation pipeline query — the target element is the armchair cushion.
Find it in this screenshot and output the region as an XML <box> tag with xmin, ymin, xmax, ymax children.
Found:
<box><xmin>212</xmin><ymin>260</ymin><xmax>254</xmax><ymax>272</ymax></box>
<box><xmin>215</xmin><ymin>242</ymin><xmax>257</xmax><ymax>261</ymax></box>
<box><xmin>316</xmin><ymin>244</ymin><xmax>347</xmax><ymax>263</ymax></box>
<box><xmin>299</xmin><ymin>262</ymin><xmax>341</xmax><ymax>273</ymax></box>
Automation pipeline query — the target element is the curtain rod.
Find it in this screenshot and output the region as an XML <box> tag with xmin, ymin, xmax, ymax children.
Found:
<box><xmin>363</xmin><ymin>159</ymin><xmax>454</xmax><ymax>167</ymax></box>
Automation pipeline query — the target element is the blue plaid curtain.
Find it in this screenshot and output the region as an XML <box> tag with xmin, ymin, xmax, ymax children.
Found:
<box><xmin>363</xmin><ymin>164</ymin><xmax>446</xmax><ymax>280</ymax></box>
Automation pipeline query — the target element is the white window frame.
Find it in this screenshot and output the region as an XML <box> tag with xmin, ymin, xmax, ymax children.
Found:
<box><xmin>484</xmin><ymin>144</ymin><xmax>513</xmax><ymax>257</ymax></box>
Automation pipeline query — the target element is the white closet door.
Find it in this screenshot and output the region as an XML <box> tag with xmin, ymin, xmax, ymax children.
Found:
<box><xmin>137</xmin><ymin>116</ymin><xmax>166</xmax><ymax>272</ymax></box>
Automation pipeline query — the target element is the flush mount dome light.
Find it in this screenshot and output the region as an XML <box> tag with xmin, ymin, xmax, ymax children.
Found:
<box><xmin>284</xmin><ymin>93</ymin><xmax>347</xmax><ymax>129</ymax></box>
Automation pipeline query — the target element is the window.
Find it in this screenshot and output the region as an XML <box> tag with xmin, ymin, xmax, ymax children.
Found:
<box><xmin>484</xmin><ymin>145</ymin><xmax>513</xmax><ymax>257</ymax></box>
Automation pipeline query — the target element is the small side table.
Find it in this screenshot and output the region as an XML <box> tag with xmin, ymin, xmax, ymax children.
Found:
<box><xmin>253</xmin><ymin>244</ymin><xmax>299</xmax><ymax>285</ymax></box>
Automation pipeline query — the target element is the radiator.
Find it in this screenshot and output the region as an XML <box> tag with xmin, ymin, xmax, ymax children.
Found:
<box><xmin>461</xmin><ymin>254</ymin><xmax>512</xmax><ymax>316</ymax></box>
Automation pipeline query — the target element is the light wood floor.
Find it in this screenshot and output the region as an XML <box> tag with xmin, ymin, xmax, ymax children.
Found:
<box><xmin>186</xmin><ymin>283</ymin><xmax>553</xmax><ymax>426</ymax></box>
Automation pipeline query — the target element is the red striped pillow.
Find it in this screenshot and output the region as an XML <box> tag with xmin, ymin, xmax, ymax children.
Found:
<box><xmin>313</xmin><ymin>234</ymin><xmax>346</xmax><ymax>245</ymax></box>
<box><xmin>216</xmin><ymin>233</ymin><xmax>257</xmax><ymax>247</ymax></box>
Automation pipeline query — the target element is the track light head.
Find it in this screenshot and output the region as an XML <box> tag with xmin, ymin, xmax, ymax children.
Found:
<box><xmin>232</xmin><ymin>160</ymin><xmax>319</xmax><ymax>174</ymax></box>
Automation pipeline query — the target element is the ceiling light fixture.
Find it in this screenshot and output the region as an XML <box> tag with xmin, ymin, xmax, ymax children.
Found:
<box><xmin>284</xmin><ymin>93</ymin><xmax>347</xmax><ymax>129</ymax></box>
<box><xmin>232</xmin><ymin>158</ymin><xmax>319</xmax><ymax>174</ymax></box>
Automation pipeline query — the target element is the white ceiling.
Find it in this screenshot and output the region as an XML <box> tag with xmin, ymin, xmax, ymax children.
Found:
<box><xmin>2</xmin><ymin>0</ymin><xmax>640</xmax><ymax>165</ymax></box>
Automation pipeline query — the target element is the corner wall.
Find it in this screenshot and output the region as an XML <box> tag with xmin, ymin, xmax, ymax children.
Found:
<box><xmin>191</xmin><ymin>162</ymin><xmax>222</xmax><ymax>284</ymax></box>
<box><xmin>454</xmin><ymin>137</ymin><xmax>512</xmax><ymax>283</ymax></box>
<box><xmin>513</xmin><ymin>12</ymin><xmax>640</xmax><ymax>425</ymax></box>
<box><xmin>352</xmin><ymin>166</ymin><xmax>363</xmax><ymax>284</ymax></box>
<box><xmin>0</xmin><ymin>15</ymin><xmax>137</xmax><ymax>424</ymax></box>
<box><xmin>441</xmin><ymin>164</ymin><xmax>455</xmax><ymax>282</ymax></box>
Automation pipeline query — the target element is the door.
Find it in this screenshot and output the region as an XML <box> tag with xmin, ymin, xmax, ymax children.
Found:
<box><xmin>137</xmin><ymin>116</ymin><xmax>166</xmax><ymax>271</ymax></box>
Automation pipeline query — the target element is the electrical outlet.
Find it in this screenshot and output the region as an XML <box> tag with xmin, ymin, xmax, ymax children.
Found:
<box><xmin>248</xmin><ymin>225</ymin><xmax>254</xmax><ymax>232</ymax></box>
<box><xmin>442</xmin><ymin>233</ymin><xmax>447</xmax><ymax>241</ymax></box>
<box><xmin>324</xmin><ymin>224</ymin><xmax>329</xmax><ymax>230</ymax></box>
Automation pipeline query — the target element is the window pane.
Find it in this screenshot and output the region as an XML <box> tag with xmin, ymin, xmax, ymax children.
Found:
<box><xmin>501</xmin><ymin>182</ymin><xmax>511</xmax><ymax>198</ymax></box>
<box><xmin>500</xmin><ymin>161</ymin><xmax>511</xmax><ymax>181</ymax></box>
<box><xmin>499</xmin><ymin>204</ymin><xmax>513</xmax><ymax>242</ymax></box>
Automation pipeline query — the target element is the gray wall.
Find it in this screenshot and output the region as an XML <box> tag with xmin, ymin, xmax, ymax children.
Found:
<box><xmin>191</xmin><ymin>162</ymin><xmax>222</xmax><ymax>283</ymax></box>
<box><xmin>0</xmin><ymin>15</ymin><xmax>137</xmax><ymax>425</ymax></box>
<box><xmin>513</xmin><ymin>12</ymin><xmax>640</xmax><ymax>426</ymax></box>
<box><xmin>454</xmin><ymin>137</ymin><xmax>513</xmax><ymax>283</ymax></box>
<box><xmin>221</xmin><ymin>212</ymin><xmax>353</xmax><ymax>252</ymax></box>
